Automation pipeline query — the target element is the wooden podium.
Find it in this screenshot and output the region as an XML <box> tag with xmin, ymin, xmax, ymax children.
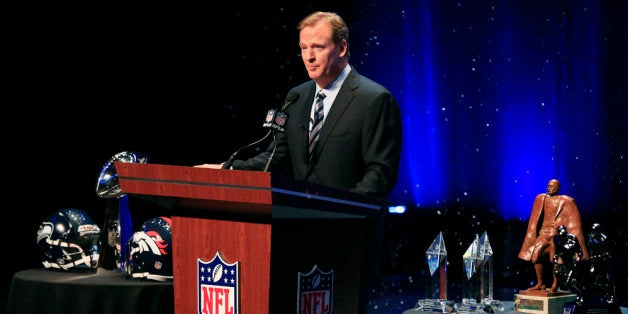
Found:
<box><xmin>115</xmin><ymin>162</ymin><xmax>386</xmax><ymax>313</ymax></box>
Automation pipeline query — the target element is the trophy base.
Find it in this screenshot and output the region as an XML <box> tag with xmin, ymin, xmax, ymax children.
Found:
<box><xmin>454</xmin><ymin>298</ymin><xmax>505</xmax><ymax>313</ymax></box>
<box><xmin>514</xmin><ymin>291</ymin><xmax>577</xmax><ymax>314</ymax></box>
<box><xmin>402</xmin><ymin>299</ymin><xmax>455</xmax><ymax>313</ymax></box>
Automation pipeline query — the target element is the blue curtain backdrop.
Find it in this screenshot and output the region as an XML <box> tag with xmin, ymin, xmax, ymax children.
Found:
<box><xmin>349</xmin><ymin>1</ymin><xmax>626</xmax><ymax>221</ymax></box>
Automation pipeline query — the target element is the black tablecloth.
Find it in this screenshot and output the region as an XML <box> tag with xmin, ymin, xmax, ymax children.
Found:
<box><xmin>5</xmin><ymin>268</ymin><xmax>173</xmax><ymax>314</ymax></box>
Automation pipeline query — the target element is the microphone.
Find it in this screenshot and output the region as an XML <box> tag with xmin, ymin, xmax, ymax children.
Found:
<box><xmin>280</xmin><ymin>92</ymin><xmax>300</xmax><ymax>111</ymax></box>
<box><xmin>223</xmin><ymin>92</ymin><xmax>301</xmax><ymax>170</ymax></box>
<box><xmin>262</xmin><ymin>92</ymin><xmax>300</xmax><ymax>171</ymax></box>
<box><xmin>262</xmin><ymin>92</ymin><xmax>300</xmax><ymax>133</ymax></box>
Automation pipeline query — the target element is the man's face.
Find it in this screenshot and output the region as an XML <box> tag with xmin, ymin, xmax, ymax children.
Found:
<box><xmin>299</xmin><ymin>20</ymin><xmax>346</xmax><ymax>88</ymax></box>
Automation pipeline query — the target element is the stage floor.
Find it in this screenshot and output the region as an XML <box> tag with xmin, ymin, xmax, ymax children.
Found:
<box><xmin>4</xmin><ymin>269</ymin><xmax>625</xmax><ymax>314</ymax></box>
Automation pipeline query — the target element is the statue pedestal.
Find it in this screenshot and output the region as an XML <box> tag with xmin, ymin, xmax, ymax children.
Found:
<box><xmin>514</xmin><ymin>290</ymin><xmax>577</xmax><ymax>314</ymax></box>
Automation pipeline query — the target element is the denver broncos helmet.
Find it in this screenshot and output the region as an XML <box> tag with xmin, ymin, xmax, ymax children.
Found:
<box><xmin>125</xmin><ymin>216</ymin><xmax>173</xmax><ymax>281</ymax></box>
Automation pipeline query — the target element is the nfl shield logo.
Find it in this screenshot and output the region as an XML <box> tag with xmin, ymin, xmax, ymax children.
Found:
<box><xmin>274</xmin><ymin>112</ymin><xmax>287</xmax><ymax>126</ymax></box>
<box><xmin>297</xmin><ymin>265</ymin><xmax>334</xmax><ymax>314</ymax></box>
<box><xmin>263</xmin><ymin>109</ymin><xmax>276</xmax><ymax>128</ymax></box>
<box><xmin>198</xmin><ymin>252</ymin><xmax>239</xmax><ymax>314</ymax></box>
<box><xmin>265</xmin><ymin>109</ymin><xmax>276</xmax><ymax>123</ymax></box>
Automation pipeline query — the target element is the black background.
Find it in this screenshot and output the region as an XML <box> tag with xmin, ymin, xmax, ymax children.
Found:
<box><xmin>4</xmin><ymin>1</ymin><xmax>627</xmax><ymax>311</ymax></box>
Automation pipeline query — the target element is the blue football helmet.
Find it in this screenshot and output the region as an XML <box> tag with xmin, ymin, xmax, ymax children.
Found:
<box><xmin>36</xmin><ymin>208</ymin><xmax>101</xmax><ymax>271</ymax></box>
<box><xmin>125</xmin><ymin>216</ymin><xmax>173</xmax><ymax>281</ymax></box>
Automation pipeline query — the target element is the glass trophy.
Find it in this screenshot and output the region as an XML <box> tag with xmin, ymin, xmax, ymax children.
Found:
<box><xmin>455</xmin><ymin>231</ymin><xmax>503</xmax><ymax>313</ymax></box>
<box><xmin>414</xmin><ymin>231</ymin><xmax>455</xmax><ymax>312</ymax></box>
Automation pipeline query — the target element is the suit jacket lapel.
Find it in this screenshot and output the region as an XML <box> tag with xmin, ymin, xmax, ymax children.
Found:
<box><xmin>306</xmin><ymin>68</ymin><xmax>360</xmax><ymax>174</ymax></box>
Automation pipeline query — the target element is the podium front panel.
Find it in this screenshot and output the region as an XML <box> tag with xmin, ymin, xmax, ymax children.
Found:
<box><xmin>172</xmin><ymin>216</ymin><xmax>272</xmax><ymax>313</ymax></box>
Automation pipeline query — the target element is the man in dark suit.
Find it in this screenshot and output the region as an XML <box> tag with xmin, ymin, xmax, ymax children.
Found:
<box><xmin>197</xmin><ymin>11</ymin><xmax>402</xmax><ymax>198</ymax></box>
<box><xmin>196</xmin><ymin>12</ymin><xmax>401</xmax><ymax>312</ymax></box>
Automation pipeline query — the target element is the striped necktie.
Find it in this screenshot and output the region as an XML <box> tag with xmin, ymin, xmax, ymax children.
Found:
<box><xmin>308</xmin><ymin>92</ymin><xmax>326</xmax><ymax>161</ymax></box>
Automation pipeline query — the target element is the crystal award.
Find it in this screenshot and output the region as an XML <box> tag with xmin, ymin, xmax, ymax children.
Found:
<box><xmin>461</xmin><ymin>234</ymin><xmax>481</xmax><ymax>305</ymax></box>
<box><xmin>414</xmin><ymin>231</ymin><xmax>454</xmax><ymax>312</ymax></box>
<box><xmin>456</xmin><ymin>231</ymin><xmax>503</xmax><ymax>312</ymax></box>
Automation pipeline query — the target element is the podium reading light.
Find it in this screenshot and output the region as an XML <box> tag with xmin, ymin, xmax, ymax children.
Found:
<box><xmin>388</xmin><ymin>205</ymin><xmax>406</xmax><ymax>214</ymax></box>
<box><xmin>96</xmin><ymin>151</ymin><xmax>148</xmax><ymax>272</ymax></box>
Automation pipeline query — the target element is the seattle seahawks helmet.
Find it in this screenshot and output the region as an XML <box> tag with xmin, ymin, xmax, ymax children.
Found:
<box><xmin>36</xmin><ymin>208</ymin><xmax>101</xmax><ymax>271</ymax></box>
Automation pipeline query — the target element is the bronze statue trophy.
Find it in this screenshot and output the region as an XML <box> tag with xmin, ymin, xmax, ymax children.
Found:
<box><xmin>514</xmin><ymin>179</ymin><xmax>588</xmax><ymax>313</ymax></box>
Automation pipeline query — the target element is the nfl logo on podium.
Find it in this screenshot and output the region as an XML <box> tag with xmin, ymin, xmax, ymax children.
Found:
<box><xmin>297</xmin><ymin>265</ymin><xmax>334</xmax><ymax>314</ymax></box>
<box><xmin>198</xmin><ymin>252</ymin><xmax>239</xmax><ymax>314</ymax></box>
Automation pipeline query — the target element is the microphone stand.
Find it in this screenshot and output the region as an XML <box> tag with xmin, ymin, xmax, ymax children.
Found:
<box><xmin>263</xmin><ymin>131</ymin><xmax>278</xmax><ymax>172</ymax></box>
<box><xmin>223</xmin><ymin>92</ymin><xmax>300</xmax><ymax>171</ymax></box>
<box><xmin>222</xmin><ymin>129</ymin><xmax>273</xmax><ymax>169</ymax></box>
